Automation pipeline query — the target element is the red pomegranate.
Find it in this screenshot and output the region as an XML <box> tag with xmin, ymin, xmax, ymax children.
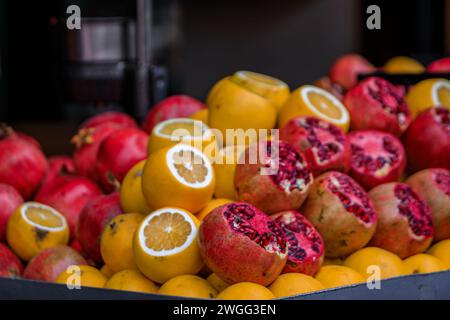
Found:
<box><xmin>302</xmin><ymin>171</ymin><xmax>378</xmax><ymax>258</ymax></box>
<box><xmin>41</xmin><ymin>155</ymin><xmax>77</xmax><ymax>186</ymax></box>
<box><xmin>80</xmin><ymin>111</ymin><xmax>137</xmax><ymax>129</ymax></box>
<box><xmin>280</xmin><ymin>116</ymin><xmax>351</xmax><ymax>176</ymax></box>
<box><xmin>0</xmin><ymin>183</ymin><xmax>24</xmax><ymax>242</ymax></box>
<box><xmin>96</xmin><ymin>127</ymin><xmax>148</xmax><ymax>192</ymax></box>
<box><xmin>14</xmin><ymin>132</ymin><xmax>42</xmax><ymax>150</ymax></box>
<box><xmin>0</xmin><ymin>242</ymin><xmax>23</xmax><ymax>278</ymax></box>
<box><xmin>403</xmin><ymin>107</ymin><xmax>450</xmax><ymax>172</ymax></box>
<box><xmin>0</xmin><ymin>124</ymin><xmax>48</xmax><ymax>199</ymax></box>
<box><xmin>369</xmin><ymin>182</ymin><xmax>434</xmax><ymax>258</ymax></box>
<box><xmin>198</xmin><ymin>202</ymin><xmax>287</xmax><ymax>286</ymax></box>
<box><xmin>77</xmin><ymin>193</ymin><xmax>122</xmax><ymax>262</ymax></box>
<box><xmin>34</xmin><ymin>173</ymin><xmax>102</xmax><ymax>237</ymax></box>
<box><xmin>235</xmin><ymin>140</ymin><xmax>313</xmax><ymax>214</ymax></box>
<box><xmin>271</xmin><ymin>210</ymin><xmax>324</xmax><ymax>276</ymax></box>
<box><xmin>427</xmin><ymin>57</ymin><xmax>450</xmax><ymax>73</ymax></box>
<box><xmin>142</xmin><ymin>95</ymin><xmax>206</xmax><ymax>133</ymax></box>
<box><xmin>314</xmin><ymin>76</ymin><xmax>345</xmax><ymax>100</ymax></box>
<box><xmin>343</xmin><ymin>77</ymin><xmax>411</xmax><ymax>136</ymax></box>
<box><xmin>23</xmin><ymin>245</ymin><xmax>87</xmax><ymax>282</ymax></box>
<box><xmin>348</xmin><ymin>130</ymin><xmax>406</xmax><ymax>190</ymax></box>
<box><xmin>69</xmin><ymin>239</ymin><xmax>83</xmax><ymax>255</ymax></box>
<box><xmin>406</xmin><ymin>168</ymin><xmax>450</xmax><ymax>241</ymax></box>
<box><xmin>329</xmin><ymin>54</ymin><xmax>376</xmax><ymax>90</ymax></box>
<box><xmin>72</xmin><ymin>122</ymin><xmax>124</xmax><ymax>182</ymax></box>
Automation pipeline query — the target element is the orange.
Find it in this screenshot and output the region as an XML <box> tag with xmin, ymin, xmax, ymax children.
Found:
<box><xmin>189</xmin><ymin>109</ymin><xmax>209</xmax><ymax>124</ymax></box>
<box><xmin>55</xmin><ymin>265</ymin><xmax>107</xmax><ymax>288</ymax></box>
<box><xmin>427</xmin><ymin>240</ymin><xmax>450</xmax><ymax>269</ymax></box>
<box><xmin>278</xmin><ymin>85</ymin><xmax>350</xmax><ymax>132</ymax></box>
<box><xmin>6</xmin><ymin>202</ymin><xmax>69</xmax><ymax>261</ymax></box>
<box><xmin>217</xmin><ymin>282</ymin><xmax>275</xmax><ymax>300</ymax></box>
<box><xmin>100</xmin><ymin>213</ymin><xmax>144</xmax><ymax>273</ymax></box>
<box><xmin>206</xmin><ymin>273</ymin><xmax>230</xmax><ymax>293</ymax></box>
<box><xmin>405</xmin><ymin>78</ymin><xmax>450</xmax><ymax>118</ymax></box>
<box><xmin>213</xmin><ymin>145</ymin><xmax>246</xmax><ymax>200</ymax></box>
<box><xmin>105</xmin><ymin>269</ymin><xmax>159</xmax><ymax>294</ymax></box>
<box><xmin>100</xmin><ymin>265</ymin><xmax>114</xmax><ymax>278</ymax></box>
<box><xmin>196</xmin><ymin>198</ymin><xmax>233</xmax><ymax>221</ymax></box>
<box><xmin>269</xmin><ymin>273</ymin><xmax>324</xmax><ymax>298</ymax></box>
<box><xmin>403</xmin><ymin>254</ymin><xmax>447</xmax><ymax>275</ymax></box>
<box><xmin>383</xmin><ymin>56</ymin><xmax>425</xmax><ymax>74</ymax></box>
<box><xmin>323</xmin><ymin>257</ymin><xmax>344</xmax><ymax>266</ymax></box>
<box><xmin>120</xmin><ymin>160</ymin><xmax>152</xmax><ymax>215</ymax></box>
<box><xmin>315</xmin><ymin>265</ymin><xmax>365</xmax><ymax>289</ymax></box>
<box><xmin>159</xmin><ymin>275</ymin><xmax>217</xmax><ymax>299</ymax></box>
<box><xmin>133</xmin><ymin>207</ymin><xmax>203</xmax><ymax>284</ymax></box>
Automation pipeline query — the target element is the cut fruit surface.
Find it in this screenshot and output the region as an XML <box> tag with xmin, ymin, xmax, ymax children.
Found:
<box><xmin>22</xmin><ymin>203</ymin><xmax>66</xmax><ymax>230</ymax></box>
<box><xmin>406</xmin><ymin>78</ymin><xmax>450</xmax><ymax>118</ymax></box>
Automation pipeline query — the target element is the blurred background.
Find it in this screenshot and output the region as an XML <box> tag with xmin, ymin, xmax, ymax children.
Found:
<box><xmin>0</xmin><ymin>0</ymin><xmax>449</xmax><ymax>152</ymax></box>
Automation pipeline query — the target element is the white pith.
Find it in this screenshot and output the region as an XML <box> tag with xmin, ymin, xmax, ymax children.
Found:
<box><xmin>234</xmin><ymin>70</ymin><xmax>287</xmax><ymax>89</ymax></box>
<box><xmin>431</xmin><ymin>80</ymin><xmax>450</xmax><ymax>105</ymax></box>
<box><xmin>153</xmin><ymin>117</ymin><xmax>212</xmax><ymax>141</ymax></box>
<box><xmin>20</xmin><ymin>202</ymin><xmax>67</xmax><ymax>232</ymax></box>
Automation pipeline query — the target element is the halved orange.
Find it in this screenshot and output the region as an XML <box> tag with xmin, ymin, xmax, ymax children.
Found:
<box><xmin>133</xmin><ymin>207</ymin><xmax>203</xmax><ymax>283</ymax></box>
<box><xmin>406</xmin><ymin>78</ymin><xmax>450</xmax><ymax>118</ymax></box>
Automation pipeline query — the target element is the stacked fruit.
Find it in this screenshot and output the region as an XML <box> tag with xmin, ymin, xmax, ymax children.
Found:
<box><xmin>0</xmin><ymin>54</ymin><xmax>450</xmax><ymax>300</ymax></box>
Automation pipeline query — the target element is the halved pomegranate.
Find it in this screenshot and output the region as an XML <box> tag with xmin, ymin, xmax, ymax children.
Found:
<box><xmin>80</xmin><ymin>111</ymin><xmax>138</xmax><ymax>129</ymax></box>
<box><xmin>343</xmin><ymin>77</ymin><xmax>411</xmax><ymax>136</ymax></box>
<box><xmin>302</xmin><ymin>171</ymin><xmax>378</xmax><ymax>258</ymax></box>
<box><xmin>348</xmin><ymin>130</ymin><xmax>406</xmax><ymax>190</ymax></box>
<box><xmin>235</xmin><ymin>140</ymin><xmax>313</xmax><ymax>214</ymax></box>
<box><xmin>271</xmin><ymin>210</ymin><xmax>324</xmax><ymax>276</ymax></box>
<box><xmin>280</xmin><ymin>116</ymin><xmax>351</xmax><ymax>176</ymax></box>
<box><xmin>198</xmin><ymin>202</ymin><xmax>287</xmax><ymax>286</ymax></box>
<box><xmin>369</xmin><ymin>183</ymin><xmax>434</xmax><ymax>258</ymax></box>
<box><xmin>329</xmin><ymin>54</ymin><xmax>376</xmax><ymax>90</ymax></box>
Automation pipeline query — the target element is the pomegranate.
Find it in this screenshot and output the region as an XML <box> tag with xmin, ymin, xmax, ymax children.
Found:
<box><xmin>23</xmin><ymin>245</ymin><xmax>87</xmax><ymax>282</ymax></box>
<box><xmin>142</xmin><ymin>95</ymin><xmax>206</xmax><ymax>133</ymax></box>
<box><xmin>314</xmin><ymin>76</ymin><xmax>345</xmax><ymax>100</ymax></box>
<box><xmin>271</xmin><ymin>210</ymin><xmax>324</xmax><ymax>275</ymax></box>
<box><xmin>406</xmin><ymin>168</ymin><xmax>450</xmax><ymax>241</ymax></box>
<box><xmin>96</xmin><ymin>127</ymin><xmax>148</xmax><ymax>192</ymax></box>
<box><xmin>77</xmin><ymin>192</ymin><xmax>122</xmax><ymax>262</ymax></box>
<box><xmin>343</xmin><ymin>77</ymin><xmax>411</xmax><ymax>136</ymax></box>
<box><xmin>72</xmin><ymin>122</ymin><xmax>124</xmax><ymax>182</ymax></box>
<box><xmin>80</xmin><ymin>111</ymin><xmax>137</xmax><ymax>129</ymax></box>
<box><xmin>427</xmin><ymin>57</ymin><xmax>450</xmax><ymax>73</ymax></box>
<box><xmin>329</xmin><ymin>54</ymin><xmax>376</xmax><ymax>90</ymax></box>
<box><xmin>0</xmin><ymin>242</ymin><xmax>23</xmax><ymax>278</ymax></box>
<box><xmin>403</xmin><ymin>107</ymin><xmax>450</xmax><ymax>172</ymax></box>
<box><xmin>235</xmin><ymin>140</ymin><xmax>313</xmax><ymax>214</ymax></box>
<box><xmin>34</xmin><ymin>173</ymin><xmax>102</xmax><ymax>236</ymax></box>
<box><xmin>280</xmin><ymin>116</ymin><xmax>351</xmax><ymax>176</ymax></box>
<box><xmin>0</xmin><ymin>124</ymin><xmax>48</xmax><ymax>199</ymax></box>
<box><xmin>14</xmin><ymin>132</ymin><xmax>42</xmax><ymax>150</ymax></box>
<box><xmin>41</xmin><ymin>155</ymin><xmax>77</xmax><ymax>186</ymax></box>
<box><xmin>369</xmin><ymin>182</ymin><xmax>434</xmax><ymax>258</ymax></box>
<box><xmin>69</xmin><ymin>239</ymin><xmax>83</xmax><ymax>255</ymax></box>
<box><xmin>198</xmin><ymin>202</ymin><xmax>287</xmax><ymax>286</ymax></box>
<box><xmin>348</xmin><ymin>130</ymin><xmax>406</xmax><ymax>190</ymax></box>
<box><xmin>302</xmin><ymin>171</ymin><xmax>378</xmax><ymax>258</ymax></box>
<box><xmin>0</xmin><ymin>183</ymin><xmax>24</xmax><ymax>242</ymax></box>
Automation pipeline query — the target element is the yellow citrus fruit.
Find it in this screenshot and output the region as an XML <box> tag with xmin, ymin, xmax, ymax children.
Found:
<box><xmin>100</xmin><ymin>265</ymin><xmax>114</xmax><ymax>278</ymax></box>
<box><xmin>105</xmin><ymin>269</ymin><xmax>159</xmax><ymax>294</ymax></box>
<box><xmin>403</xmin><ymin>254</ymin><xmax>447</xmax><ymax>275</ymax></box>
<box><xmin>213</xmin><ymin>145</ymin><xmax>246</xmax><ymax>200</ymax></box>
<box><xmin>427</xmin><ymin>240</ymin><xmax>450</xmax><ymax>269</ymax></box>
<box><xmin>315</xmin><ymin>265</ymin><xmax>365</xmax><ymax>289</ymax></box>
<box><xmin>159</xmin><ymin>275</ymin><xmax>217</xmax><ymax>299</ymax></box>
<box><xmin>6</xmin><ymin>202</ymin><xmax>69</xmax><ymax>261</ymax></box>
<box><xmin>206</xmin><ymin>273</ymin><xmax>230</xmax><ymax>293</ymax></box>
<box><xmin>142</xmin><ymin>144</ymin><xmax>215</xmax><ymax>213</ymax></box>
<box><xmin>217</xmin><ymin>282</ymin><xmax>275</xmax><ymax>300</ymax></box>
<box><xmin>189</xmin><ymin>109</ymin><xmax>209</xmax><ymax>124</ymax></box>
<box><xmin>278</xmin><ymin>85</ymin><xmax>350</xmax><ymax>132</ymax></box>
<box><xmin>323</xmin><ymin>257</ymin><xmax>344</xmax><ymax>266</ymax></box>
<box><xmin>100</xmin><ymin>213</ymin><xmax>144</xmax><ymax>273</ymax></box>
<box><xmin>55</xmin><ymin>265</ymin><xmax>107</xmax><ymax>288</ymax></box>
<box><xmin>383</xmin><ymin>56</ymin><xmax>425</xmax><ymax>74</ymax></box>
<box><xmin>405</xmin><ymin>78</ymin><xmax>450</xmax><ymax>118</ymax></box>
<box><xmin>343</xmin><ymin>247</ymin><xmax>406</xmax><ymax>280</ymax></box>
<box><xmin>196</xmin><ymin>198</ymin><xmax>233</xmax><ymax>220</ymax></box>
<box><xmin>207</xmin><ymin>75</ymin><xmax>277</xmax><ymax>143</ymax></box>
<box><xmin>269</xmin><ymin>273</ymin><xmax>324</xmax><ymax>298</ymax></box>
<box><xmin>120</xmin><ymin>160</ymin><xmax>152</xmax><ymax>215</ymax></box>
<box><xmin>133</xmin><ymin>207</ymin><xmax>204</xmax><ymax>284</ymax></box>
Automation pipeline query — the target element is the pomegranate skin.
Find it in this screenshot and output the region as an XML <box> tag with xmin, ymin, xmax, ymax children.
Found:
<box><xmin>35</xmin><ymin>174</ymin><xmax>102</xmax><ymax>237</ymax></box>
<box><xmin>302</xmin><ymin>171</ymin><xmax>378</xmax><ymax>258</ymax></box>
<box><xmin>96</xmin><ymin>128</ymin><xmax>148</xmax><ymax>192</ymax></box>
<box><xmin>403</xmin><ymin>107</ymin><xmax>450</xmax><ymax>172</ymax></box>
<box><xmin>77</xmin><ymin>193</ymin><xmax>122</xmax><ymax>262</ymax></box>
<box><xmin>69</xmin><ymin>239</ymin><xmax>83</xmax><ymax>255</ymax></box>
<box><xmin>343</xmin><ymin>77</ymin><xmax>411</xmax><ymax>136</ymax></box>
<box><xmin>41</xmin><ymin>156</ymin><xmax>77</xmax><ymax>186</ymax></box>
<box><xmin>235</xmin><ymin>141</ymin><xmax>313</xmax><ymax>214</ymax></box>
<box><xmin>427</xmin><ymin>57</ymin><xmax>450</xmax><ymax>73</ymax></box>
<box><xmin>0</xmin><ymin>242</ymin><xmax>23</xmax><ymax>278</ymax></box>
<box><xmin>80</xmin><ymin>111</ymin><xmax>138</xmax><ymax>129</ymax></box>
<box><xmin>280</xmin><ymin>116</ymin><xmax>352</xmax><ymax>176</ymax></box>
<box><xmin>0</xmin><ymin>184</ymin><xmax>24</xmax><ymax>242</ymax></box>
<box><xmin>369</xmin><ymin>183</ymin><xmax>434</xmax><ymax>258</ymax></box>
<box><xmin>23</xmin><ymin>245</ymin><xmax>87</xmax><ymax>282</ymax></box>
<box><xmin>314</xmin><ymin>76</ymin><xmax>345</xmax><ymax>100</ymax></box>
<box><xmin>329</xmin><ymin>54</ymin><xmax>376</xmax><ymax>90</ymax></box>
<box><xmin>0</xmin><ymin>127</ymin><xmax>48</xmax><ymax>199</ymax></box>
<box><xmin>405</xmin><ymin>168</ymin><xmax>450</xmax><ymax>241</ymax></box>
<box><xmin>198</xmin><ymin>202</ymin><xmax>287</xmax><ymax>286</ymax></box>
<box><xmin>271</xmin><ymin>210</ymin><xmax>324</xmax><ymax>276</ymax></box>
<box><xmin>142</xmin><ymin>95</ymin><xmax>206</xmax><ymax>133</ymax></box>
